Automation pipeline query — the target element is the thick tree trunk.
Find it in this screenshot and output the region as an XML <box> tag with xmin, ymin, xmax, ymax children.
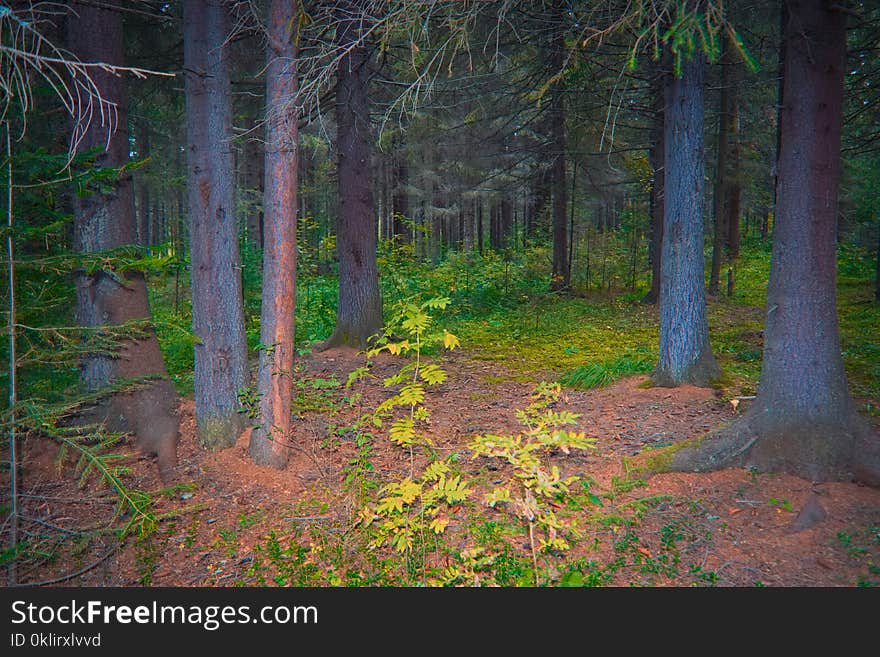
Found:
<box><xmin>184</xmin><ymin>0</ymin><xmax>248</xmax><ymax>450</ymax></box>
<box><xmin>668</xmin><ymin>0</ymin><xmax>879</xmax><ymax>485</ymax></box>
<box><xmin>642</xmin><ymin>65</ymin><xmax>666</xmax><ymax>305</ymax></box>
<box><xmin>67</xmin><ymin>1</ymin><xmax>179</xmax><ymax>480</ymax></box>
<box><xmin>322</xmin><ymin>0</ymin><xmax>382</xmax><ymax>349</ymax></box>
<box><xmin>652</xmin><ymin>53</ymin><xmax>719</xmax><ymax>387</ymax></box>
<box><xmin>249</xmin><ymin>0</ymin><xmax>298</xmax><ymax>469</ymax></box>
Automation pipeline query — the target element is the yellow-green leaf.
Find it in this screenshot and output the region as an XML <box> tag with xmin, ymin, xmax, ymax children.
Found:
<box><xmin>444</xmin><ymin>331</ymin><xmax>460</xmax><ymax>350</ymax></box>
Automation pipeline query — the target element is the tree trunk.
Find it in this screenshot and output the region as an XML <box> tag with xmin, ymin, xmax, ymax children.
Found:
<box><xmin>392</xmin><ymin>136</ymin><xmax>409</xmax><ymax>240</ymax></box>
<box><xmin>550</xmin><ymin>30</ymin><xmax>568</xmax><ymax>291</ymax></box>
<box><xmin>244</xmin><ymin>130</ymin><xmax>264</xmax><ymax>250</ymax></box>
<box><xmin>725</xmin><ymin>53</ymin><xmax>742</xmax><ymax>260</ymax></box>
<box><xmin>184</xmin><ymin>0</ymin><xmax>248</xmax><ymax>450</ymax></box>
<box><xmin>249</xmin><ymin>0</ymin><xmax>299</xmax><ymax>469</ymax></box>
<box><xmin>668</xmin><ymin>0</ymin><xmax>879</xmax><ymax>486</ymax></box>
<box><xmin>876</xmin><ymin>222</ymin><xmax>880</xmax><ymax>302</ymax></box>
<box><xmin>652</xmin><ymin>53</ymin><xmax>719</xmax><ymax>387</ymax></box>
<box><xmin>136</xmin><ymin>121</ymin><xmax>151</xmax><ymax>247</ymax></box>
<box><xmin>322</xmin><ymin>0</ymin><xmax>382</xmax><ymax>349</ymax></box>
<box><xmin>67</xmin><ymin>1</ymin><xmax>179</xmax><ymax>480</ymax></box>
<box><xmin>642</xmin><ymin>64</ymin><xmax>666</xmax><ymax>305</ymax></box>
<box><xmin>709</xmin><ymin>40</ymin><xmax>731</xmax><ymax>297</ymax></box>
<box><xmin>476</xmin><ymin>197</ymin><xmax>483</xmax><ymax>254</ymax></box>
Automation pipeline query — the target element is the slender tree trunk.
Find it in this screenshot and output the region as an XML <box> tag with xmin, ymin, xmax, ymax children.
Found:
<box><xmin>709</xmin><ymin>40</ymin><xmax>731</xmax><ymax>297</ymax></box>
<box><xmin>476</xmin><ymin>197</ymin><xmax>483</xmax><ymax>254</ymax></box>
<box><xmin>68</xmin><ymin>1</ymin><xmax>179</xmax><ymax>479</ymax></box>
<box><xmin>323</xmin><ymin>0</ymin><xmax>382</xmax><ymax>349</ymax></box>
<box><xmin>875</xmin><ymin>222</ymin><xmax>880</xmax><ymax>302</ymax></box>
<box><xmin>136</xmin><ymin>121</ymin><xmax>151</xmax><ymax>247</ymax></box>
<box><xmin>184</xmin><ymin>0</ymin><xmax>248</xmax><ymax>449</ymax></box>
<box><xmin>725</xmin><ymin>65</ymin><xmax>742</xmax><ymax>260</ymax></box>
<box><xmin>244</xmin><ymin>130</ymin><xmax>265</xmax><ymax>250</ymax></box>
<box><xmin>668</xmin><ymin>0</ymin><xmax>879</xmax><ymax>486</ymax></box>
<box><xmin>550</xmin><ymin>29</ymin><xmax>568</xmax><ymax>291</ymax></box>
<box><xmin>392</xmin><ymin>136</ymin><xmax>409</xmax><ymax>239</ymax></box>
<box><xmin>652</xmin><ymin>53</ymin><xmax>719</xmax><ymax>387</ymax></box>
<box><xmin>642</xmin><ymin>64</ymin><xmax>666</xmax><ymax>305</ymax></box>
<box><xmin>249</xmin><ymin>0</ymin><xmax>298</xmax><ymax>469</ymax></box>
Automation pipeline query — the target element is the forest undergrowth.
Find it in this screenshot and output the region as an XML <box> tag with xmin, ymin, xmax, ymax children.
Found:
<box><xmin>2</xmin><ymin>233</ymin><xmax>879</xmax><ymax>587</ymax></box>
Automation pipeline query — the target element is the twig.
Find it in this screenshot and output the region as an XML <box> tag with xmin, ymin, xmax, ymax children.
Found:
<box><xmin>13</xmin><ymin>544</ymin><xmax>119</xmax><ymax>587</ymax></box>
<box><xmin>283</xmin><ymin>515</ymin><xmax>331</xmax><ymax>523</ymax></box>
<box><xmin>19</xmin><ymin>515</ymin><xmax>82</xmax><ymax>537</ymax></box>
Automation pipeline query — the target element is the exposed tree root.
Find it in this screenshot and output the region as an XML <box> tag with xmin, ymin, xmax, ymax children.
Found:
<box><xmin>626</xmin><ymin>408</ymin><xmax>880</xmax><ymax>488</ymax></box>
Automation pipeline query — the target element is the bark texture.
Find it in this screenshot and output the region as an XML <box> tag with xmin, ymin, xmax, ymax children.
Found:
<box><xmin>249</xmin><ymin>0</ymin><xmax>299</xmax><ymax>469</ymax></box>
<box><xmin>68</xmin><ymin>1</ymin><xmax>179</xmax><ymax>481</ymax></box>
<box><xmin>652</xmin><ymin>53</ymin><xmax>719</xmax><ymax>387</ymax></box>
<box><xmin>184</xmin><ymin>0</ymin><xmax>248</xmax><ymax>450</ymax></box>
<box><xmin>322</xmin><ymin>0</ymin><xmax>382</xmax><ymax>349</ymax></box>
<box><xmin>669</xmin><ymin>0</ymin><xmax>880</xmax><ymax>485</ymax></box>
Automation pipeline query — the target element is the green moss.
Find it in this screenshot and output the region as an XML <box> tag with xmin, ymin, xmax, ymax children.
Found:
<box><xmin>197</xmin><ymin>415</ymin><xmax>242</xmax><ymax>451</ymax></box>
<box><xmin>623</xmin><ymin>436</ymin><xmax>708</xmax><ymax>477</ymax></box>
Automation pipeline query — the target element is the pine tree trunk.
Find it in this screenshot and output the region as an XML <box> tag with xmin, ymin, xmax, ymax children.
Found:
<box><xmin>642</xmin><ymin>64</ymin><xmax>665</xmax><ymax>305</ymax></box>
<box><xmin>244</xmin><ymin>130</ymin><xmax>265</xmax><ymax>250</ymax></box>
<box><xmin>875</xmin><ymin>223</ymin><xmax>880</xmax><ymax>302</ymax></box>
<box><xmin>136</xmin><ymin>121</ymin><xmax>151</xmax><ymax>247</ymax></box>
<box><xmin>725</xmin><ymin>57</ymin><xmax>742</xmax><ymax>260</ymax></box>
<box><xmin>249</xmin><ymin>0</ymin><xmax>299</xmax><ymax>469</ymax></box>
<box><xmin>709</xmin><ymin>40</ymin><xmax>731</xmax><ymax>297</ymax></box>
<box><xmin>652</xmin><ymin>53</ymin><xmax>719</xmax><ymax>387</ymax></box>
<box><xmin>323</xmin><ymin>0</ymin><xmax>382</xmax><ymax>349</ymax></box>
<box><xmin>550</xmin><ymin>31</ymin><xmax>568</xmax><ymax>291</ymax></box>
<box><xmin>476</xmin><ymin>198</ymin><xmax>483</xmax><ymax>254</ymax></box>
<box><xmin>667</xmin><ymin>0</ymin><xmax>879</xmax><ymax>486</ymax></box>
<box><xmin>68</xmin><ymin>0</ymin><xmax>179</xmax><ymax>480</ymax></box>
<box><xmin>184</xmin><ymin>0</ymin><xmax>248</xmax><ymax>450</ymax></box>
<box><xmin>392</xmin><ymin>136</ymin><xmax>409</xmax><ymax>239</ymax></box>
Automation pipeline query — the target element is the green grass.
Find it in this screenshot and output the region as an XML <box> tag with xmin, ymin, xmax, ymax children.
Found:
<box><xmin>139</xmin><ymin>233</ymin><xmax>880</xmax><ymax>410</ymax></box>
<box><xmin>560</xmin><ymin>350</ymin><xmax>656</xmax><ymax>390</ymax></box>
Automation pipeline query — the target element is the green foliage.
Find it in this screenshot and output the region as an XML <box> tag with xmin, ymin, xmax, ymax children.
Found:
<box><xmin>470</xmin><ymin>382</ymin><xmax>597</xmax><ymax>584</ymax></box>
<box><xmin>560</xmin><ymin>349</ymin><xmax>655</xmax><ymax>390</ymax></box>
<box><xmin>248</xmin><ymin>531</ymin><xmax>321</xmax><ymax>587</ymax></box>
<box><xmin>354</xmin><ymin>296</ymin><xmax>459</xmax><ymax>449</ymax></box>
<box><xmin>351</xmin><ymin>297</ymin><xmax>470</xmax><ymax>580</ymax></box>
<box><xmin>358</xmin><ymin>460</ymin><xmax>472</xmax><ymax>558</ymax></box>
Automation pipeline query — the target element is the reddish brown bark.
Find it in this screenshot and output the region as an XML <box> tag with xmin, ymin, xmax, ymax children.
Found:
<box><xmin>248</xmin><ymin>0</ymin><xmax>299</xmax><ymax>469</ymax></box>
<box><xmin>67</xmin><ymin>0</ymin><xmax>179</xmax><ymax>481</ymax></box>
<box><xmin>184</xmin><ymin>0</ymin><xmax>248</xmax><ymax>450</ymax></box>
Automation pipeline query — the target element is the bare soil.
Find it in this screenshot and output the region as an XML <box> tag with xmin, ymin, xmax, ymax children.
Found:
<box><xmin>7</xmin><ymin>347</ymin><xmax>880</xmax><ymax>587</ymax></box>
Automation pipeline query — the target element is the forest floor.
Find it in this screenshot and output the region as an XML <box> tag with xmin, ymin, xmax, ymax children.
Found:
<box><xmin>11</xmin><ymin>343</ymin><xmax>880</xmax><ymax>588</ymax></box>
